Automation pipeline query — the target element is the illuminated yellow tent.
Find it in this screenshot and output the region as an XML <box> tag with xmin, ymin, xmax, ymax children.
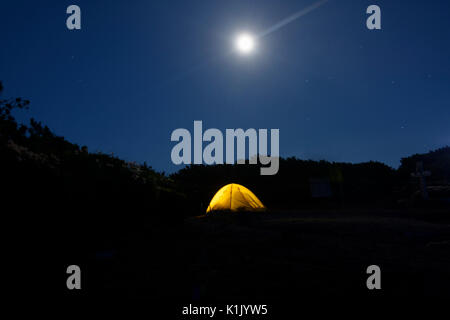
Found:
<box><xmin>206</xmin><ymin>183</ymin><xmax>266</xmax><ymax>213</ymax></box>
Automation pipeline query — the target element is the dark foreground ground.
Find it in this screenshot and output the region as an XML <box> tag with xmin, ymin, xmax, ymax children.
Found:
<box><xmin>73</xmin><ymin>208</ymin><xmax>450</xmax><ymax>305</ymax></box>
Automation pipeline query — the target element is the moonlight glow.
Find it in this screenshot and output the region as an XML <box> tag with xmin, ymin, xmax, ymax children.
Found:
<box><xmin>235</xmin><ymin>33</ymin><xmax>256</xmax><ymax>54</ymax></box>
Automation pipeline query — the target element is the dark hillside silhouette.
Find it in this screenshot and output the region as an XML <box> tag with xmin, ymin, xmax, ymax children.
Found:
<box><xmin>399</xmin><ymin>147</ymin><xmax>450</xmax><ymax>184</ymax></box>
<box><xmin>1</xmin><ymin>82</ymin><xmax>186</xmax><ymax>296</ymax></box>
<box><xmin>172</xmin><ymin>159</ymin><xmax>400</xmax><ymax>213</ymax></box>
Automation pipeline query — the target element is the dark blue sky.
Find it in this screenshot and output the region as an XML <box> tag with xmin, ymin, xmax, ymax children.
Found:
<box><xmin>1</xmin><ymin>0</ymin><xmax>449</xmax><ymax>172</ymax></box>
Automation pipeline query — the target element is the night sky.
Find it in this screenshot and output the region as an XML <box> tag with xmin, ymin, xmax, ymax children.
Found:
<box><xmin>1</xmin><ymin>0</ymin><xmax>449</xmax><ymax>172</ymax></box>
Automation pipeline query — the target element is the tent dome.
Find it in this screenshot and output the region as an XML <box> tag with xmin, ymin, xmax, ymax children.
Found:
<box><xmin>206</xmin><ymin>183</ymin><xmax>266</xmax><ymax>213</ymax></box>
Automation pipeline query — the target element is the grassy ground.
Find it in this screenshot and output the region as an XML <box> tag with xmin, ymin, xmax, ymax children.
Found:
<box><xmin>84</xmin><ymin>209</ymin><xmax>450</xmax><ymax>302</ymax></box>
<box><xmin>180</xmin><ymin>209</ymin><xmax>450</xmax><ymax>300</ymax></box>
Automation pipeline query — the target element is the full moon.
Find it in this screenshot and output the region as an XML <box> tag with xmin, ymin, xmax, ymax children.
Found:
<box><xmin>235</xmin><ymin>33</ymin><xmax>256</xmax><ymax>55</ymax></box>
